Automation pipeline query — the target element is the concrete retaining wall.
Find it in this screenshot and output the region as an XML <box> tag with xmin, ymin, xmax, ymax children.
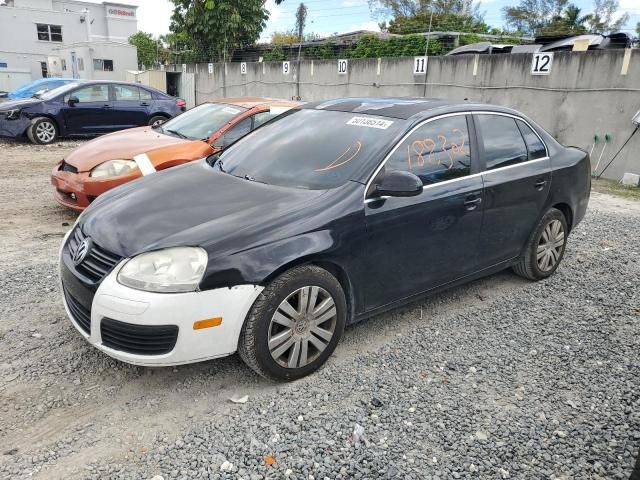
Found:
<box><xmin>184</xmin><ymin>49</ymin><xmax>640</xmax><ymax>180</ymax></box>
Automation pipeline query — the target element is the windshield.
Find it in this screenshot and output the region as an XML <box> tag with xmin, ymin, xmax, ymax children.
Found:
<box><xmin>159</xmin><ymin>103</ymin><xmax>247</xmax><ymax>140</ymax></box>
<box><xmin>218</xmin><ymin>109</ymin><xmax>405</xmax><ymax>189</ymax></box>
<box><xmin>40</xmin><ymin>83</ymin><xmax>81</xmax><ymax>101</ymax></box>
<box><xmin>11</xmin><ymin>80</ymin><xmax>47</xmax><ymax>97</ymax></box>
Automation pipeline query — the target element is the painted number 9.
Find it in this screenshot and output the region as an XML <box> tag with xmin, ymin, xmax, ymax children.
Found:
<box><xmin>283</xmin><ymin>61</ymin><xmax>290</xmax><ymax>75</ymax></box>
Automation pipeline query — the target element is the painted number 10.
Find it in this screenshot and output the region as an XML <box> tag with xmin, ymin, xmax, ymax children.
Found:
<box><xmin>337</xmin><ymin>59</ymin><xmax>348</xmax><ymax>75</ymax></box>
<box><xmin>413</xmin><ymin>56</ymin><xmax>426</xmax><ymax>75</ymax></box>
<box><xmin>531</xmin><ymin>52</ymin><xmax>553</xmax><ymax>75</ymax></box>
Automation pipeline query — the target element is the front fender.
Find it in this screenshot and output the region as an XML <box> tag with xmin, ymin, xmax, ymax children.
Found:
<box><xmin>200</xmin><ymin>230</ymin><xmax>337</xmax><ymax>290</ymax></box>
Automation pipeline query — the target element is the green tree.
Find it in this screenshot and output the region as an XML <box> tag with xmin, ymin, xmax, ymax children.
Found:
<box><xmin>169</xmin><ymin>0</ymin><xmax>270</xmax><ymax>61</ymax></box>
<box><xmin>542</xmin><ymin>5</ymin><xmax>591</xmax><ymax>34</ymax></box>
<box><xmin>587</xmin><ymin>0</ymin><xmax>629</xmax><ymax>33</ymax></box>
<box><xmin>636</xmin><ymin>21</ymin><xmax>640</xmax><ymax>36</ymax></box>
<box><xmin>128</xmin><ymin>31</ymin><xmax>164</xmax><ymax>68</ymax></box>
<box><xmin>295</xmin><ymin>2</ymin><xmax>307</xmax><ymax>41</ymax></box>
<box><xmin>368</xmin><ymin>0</ymin><xmax>488</xmax><ymax>35</ymax></box>
<box><xmin>503</xmin><ymin>0</ymin><xmax>569</xmax><ymax>34</ymax></box>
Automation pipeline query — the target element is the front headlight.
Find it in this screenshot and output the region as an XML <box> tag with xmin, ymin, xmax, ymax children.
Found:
<box><xmin>117</xmin><ymin>247</ymin><xmax>208</xmax><ymax>293</ymax></box>
<box><xmin>4</xmin><ymin>109</ymin><xmax>20</xmax><ymax>120</ymax></box>
<box><xmin>90</xmin><ymin>159</ymin><xmax>137</xmax><ymax>178</ymax></box>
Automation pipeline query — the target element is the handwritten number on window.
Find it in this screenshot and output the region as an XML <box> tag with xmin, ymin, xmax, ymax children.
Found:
<box><xmin>406</xmin><ymin>129</ymin><xmax>467</xmax><ymax>172</ymax></box>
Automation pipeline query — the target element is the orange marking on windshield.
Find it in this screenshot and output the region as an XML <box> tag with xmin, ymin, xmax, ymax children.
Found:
<box><xmin>315</xmin><ymin>141</ymin><xmax>362</xmax><ymax>172</ymax></box>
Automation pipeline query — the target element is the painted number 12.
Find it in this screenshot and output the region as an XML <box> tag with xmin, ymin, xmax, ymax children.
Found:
<box><xmin>531</xmin><ymin>53</ymin><xmax>553</xmax><ymax>75</ymax></box>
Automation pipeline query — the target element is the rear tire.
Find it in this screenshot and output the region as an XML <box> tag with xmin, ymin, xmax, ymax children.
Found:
<box><xmin>148</xmin><ymin>115</ymin><xmax>168</xmax><ymax>127</ymax></box>
<box><xmin>27</xmin><ymin>117</ymin><xmax>58</xmax><ymax>145</ymax></box>
<box><xmin>513</xmin><ymin>208</ymin><xmax>568</xmax><ymax>281</ymax></box>
<box><xmin>238</xmin><ymin>265</ymin><xmax>347</xmax><ymax>381</ymax></box>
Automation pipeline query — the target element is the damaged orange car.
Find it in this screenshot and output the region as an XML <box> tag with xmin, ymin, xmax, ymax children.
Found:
<box><xmin>51</xmin><ymin>97</ymin><xmax>301</xmax><ymax>211</ymax></box>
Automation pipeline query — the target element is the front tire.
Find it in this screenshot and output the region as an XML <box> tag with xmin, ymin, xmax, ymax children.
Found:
<box><xmin>238</xmin><ymin>265</ymin><xmax>347</xmax><ymax>381</ymax></box>
<box><xmin>513</xmin><ymin>208</ymin><xmax>568</xmax><ymax>281</ymax></box>
<box><xmin>27</xmin><ymin>117</ymin><xmax>58</xmax><ymax>145</ymax></box>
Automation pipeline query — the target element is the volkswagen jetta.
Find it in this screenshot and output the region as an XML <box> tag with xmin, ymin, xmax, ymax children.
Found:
<box><xmin>59</xmin><ymin>97</ymin><xmax>590</xmax><ymax>381</ymax></box>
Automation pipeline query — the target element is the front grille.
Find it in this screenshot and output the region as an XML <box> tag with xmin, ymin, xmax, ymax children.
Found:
<box><xmin>59</xmin><ymin>161</ymin><xmax>78</xmax><ymax>173</ymax></box>
<box><xmin>100</xmin><ymin>318</ymin><xmax>179</xmax><ymax>355</ymax></box>
<box><xmin>68</xmin><ymin>227</ymin><xmax>122</xmax><ymax>282</ymax></box>
<box><xmin>63</xmin><ymin>285</ymin><xmax>91</xmax><ymax>334</ymax></box>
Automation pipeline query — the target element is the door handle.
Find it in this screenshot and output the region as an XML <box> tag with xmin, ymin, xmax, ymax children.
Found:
<box><xmin>102</xmin><ymin>105</ymin><xmax>112</xmax><ymax>109</ymax></box>
<box><xmin>464</xmin><ymin>196</ymin><xmax>482</xmax><ymax>211</ymax></box>
<box><xmin>140</xmin><ymin>102</ymin><xmax>150</xmax><ymax>106</ymax></box>
<box><xmin>534</xmin><ymin>179</ymin><xmax>547</xmax><ymax>190</ymax></box>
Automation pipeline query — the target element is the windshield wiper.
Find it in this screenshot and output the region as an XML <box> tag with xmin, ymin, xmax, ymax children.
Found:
<box><xmin>165</xmin><ymin>129</ymin><xmax>189</xmax><ymax>139</ymax></box>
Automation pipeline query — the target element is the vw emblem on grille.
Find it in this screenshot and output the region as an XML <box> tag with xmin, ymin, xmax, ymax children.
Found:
<box><xmin>73</xmin><ymin>238</ymin><xmax>92</xmax><ymax>266</ymax></box>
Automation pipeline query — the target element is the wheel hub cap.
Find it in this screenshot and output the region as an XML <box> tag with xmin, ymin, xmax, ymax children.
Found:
<box><xmin>537</xmin><ymin>219</ymin><xmax>565</xmax><ymax>272</ymax></box>
<box><xmin>268</xmin><ymin>286</ymin><xmax>337</xmax><ymax>369</ymax></box>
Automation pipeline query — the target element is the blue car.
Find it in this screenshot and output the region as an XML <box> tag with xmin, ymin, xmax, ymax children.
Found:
<box><xmin>0</xmin><ymin>81</ymin><xmax>186</xmax><ymax>144</ymax></box>
<box><xmin>0</xmin><ymin>77</ymin><xmax>78</xmax><ymax>100</ymax></box>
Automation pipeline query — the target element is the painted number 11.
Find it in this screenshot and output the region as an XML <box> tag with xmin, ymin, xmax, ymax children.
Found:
<box><xmin>413</xmin><ymin>56</ymin><xmax>426</xmax><ymax>75</ymax></box>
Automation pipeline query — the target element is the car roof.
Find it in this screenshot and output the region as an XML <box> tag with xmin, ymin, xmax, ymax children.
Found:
<box><xmin>300</xmin><ymin>97</ymin><xmax>516</xmax><ymax>120</ymax></box>
<box><xmin>214</xmin><ymin>97</ymin><xmax>302</xmax><ymax>109</ymax></box>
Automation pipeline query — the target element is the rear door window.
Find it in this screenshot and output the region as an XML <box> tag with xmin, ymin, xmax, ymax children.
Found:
<box><xmin>113</xmin><ymin>85</ymin><xmax>140</xmax><ymax>101</ymax></box>
<box><xmin>385</xmin><ymin>114</ymin><xmax>472</xmax><ymax>185</ymax></box>
<box><xmin>476</xmin><ymin>114</ymin><xmax>528</xmax><ymax>170</ymax></box>
<box><xmin>516</xmin><ymin>119</ymin><xmax>547</xmax><ymax>160</ymax></box>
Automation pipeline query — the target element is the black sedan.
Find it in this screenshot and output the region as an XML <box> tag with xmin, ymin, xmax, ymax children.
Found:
<box><xmin>0</xmin><ymin>81</ymin><xmax>185</xmax><ymax>144</ymax></box>
<box><xmin>59</xmin><ymin>97</ymin><xmax>590</xmax><ymax>381</ymax></box>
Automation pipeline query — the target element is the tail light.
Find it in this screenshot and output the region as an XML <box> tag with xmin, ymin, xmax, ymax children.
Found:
<box><xmin>176</xmin><ymin>99</ymin><xmax>186</xmax><ymax>109</ymax></box>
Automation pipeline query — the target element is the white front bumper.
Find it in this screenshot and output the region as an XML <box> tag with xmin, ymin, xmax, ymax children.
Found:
<box><xmin>62</xmin><ymin>258</ymin><xmax>263</xmax><ymax>366</ymax></box>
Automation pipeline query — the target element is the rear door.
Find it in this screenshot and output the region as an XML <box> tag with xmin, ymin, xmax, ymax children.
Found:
<box><xmin>363</xmin><ymin>113</ymin><xmax>484</xmax><ymax>311</ymax></box>
<box><xmin>474</xmin><ymin>113</ymin><xmax>551</xmax><ymax>268</ymax></box>
<box><xmin>110</xmin><ymin>84</ymin><xmax>148</xmax><ymax>129</ymax></box>
<box><xmin>62</xmin><ymin>84</ymin><xmax>113</xmax><ymax>134</ymax></box>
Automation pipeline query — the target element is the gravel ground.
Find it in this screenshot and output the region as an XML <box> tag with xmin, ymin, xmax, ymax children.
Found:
<box><xmin>0</xmin><ymin>139</ymin><xmax>639</xmax><ymax>480</ymax></box>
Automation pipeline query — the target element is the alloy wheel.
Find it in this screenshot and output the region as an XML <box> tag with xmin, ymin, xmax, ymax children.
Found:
<box><xmin>537</xmin><ymin>219</ymin><xmax>565</xmax><ymax>272</ymax></box>
<box><xmin>152</xmin><ymin>119</ymin><xmax>165</xmax><ymax>127</ymax></box>
<box><xmin>36</xmin><ymin>121</ymin><xmax>56</xmax><ymax>143</ymax></box>
<box><xmin>268</xmin><ymin>286</ymin><xmax>337</xmax><ymax>369</ymax></box>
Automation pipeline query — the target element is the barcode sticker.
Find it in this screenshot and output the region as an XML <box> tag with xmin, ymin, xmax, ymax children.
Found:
<box><xmin>346</xmin><ymin>116</ymin><xmax>393</xmax><ymax>129</ymax></box>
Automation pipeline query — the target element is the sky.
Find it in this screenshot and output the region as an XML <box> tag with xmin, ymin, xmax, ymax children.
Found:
<box><xmin>87</xmin><ymin>0</ymin><xmax>639</xmax><ymax>40</ymax></box>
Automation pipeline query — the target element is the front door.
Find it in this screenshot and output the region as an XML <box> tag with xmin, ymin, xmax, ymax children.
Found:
<box><xmin>62</xmin><ymin>84</ymin><xmax>114</xmax><ymax>134</ymax></box>
<box><xmin>473</xmin><ymin>113</ymin><xmax>551</xmax><ymax>268</ymax></box>
<box><xmin>363</xmin><ymin>114</ymin><xmax>484</xmax><ymax>311</ymax></box>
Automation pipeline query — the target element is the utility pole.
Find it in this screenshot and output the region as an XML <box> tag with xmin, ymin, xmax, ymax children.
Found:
<box><xmin>422</xmin><ymin>9</ymin><xmax>434</xmax><ymax>98</ymax></box>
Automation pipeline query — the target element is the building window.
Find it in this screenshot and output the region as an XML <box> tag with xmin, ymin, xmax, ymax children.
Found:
<box><xmin>36</xmin><ymin>24</ymin><xmax>63</xmax><ymax>42</ymax></box>
<box><xmin>61</xmin><ymin>59</ymin><xmax>67</xmax><ymax>71</ymax></box>
<box><xmin>77</xmin><ymin>57</ymin><xmax>84</xmax><ymax>71</ymax></box>
<box><xmin>0</xmin><ymin>62</ymin><xmax>7</xmax><ymax>69</ymax></box>
<box><xmin>93</xmin><ymin>59</ymin><xmax>114</xmax><ymax>72</ymax></box>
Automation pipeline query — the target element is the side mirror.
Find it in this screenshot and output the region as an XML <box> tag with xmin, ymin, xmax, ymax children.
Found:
<box><xmin>68</xmin><ymin>96</ymin><xmax>79</xmax><ymax>107</ymax></box>
<box><xmin>373</xmin><ymin>170</ymin><xmax>423</xmax><ymax>198</ymax></box>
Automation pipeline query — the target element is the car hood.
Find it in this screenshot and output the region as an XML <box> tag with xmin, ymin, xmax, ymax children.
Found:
<box><xmin>81</xmin><ymin>160</ymin><xmax>327</xmax><ymax>258</ymax></box>
<box><xmin>64</xmin><ymin>127</ymin><xmax>200</xmax><ymax>171</ymax></box>
<box><xmin>0</xmin><ymin>98</ymin><xmax>41</xmax><ymax>110</ymax></box>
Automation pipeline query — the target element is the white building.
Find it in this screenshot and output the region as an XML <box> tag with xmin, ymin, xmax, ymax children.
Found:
<box><xmin>0</xmin><ymin>0</ymin><xmax>139</xmax><ymax>90</ymax></box>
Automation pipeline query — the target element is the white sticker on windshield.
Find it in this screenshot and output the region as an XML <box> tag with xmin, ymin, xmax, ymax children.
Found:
<box><xmin>222</xmin><ymin>107</ymin><xmax>241</xmax><ymax>114</ymax></box>
<box><xmin>346</xmin><ymin>116</ymin><xmax>393</xmax><ymax>129</ymax></box>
